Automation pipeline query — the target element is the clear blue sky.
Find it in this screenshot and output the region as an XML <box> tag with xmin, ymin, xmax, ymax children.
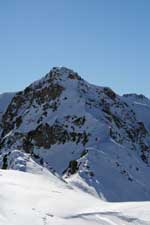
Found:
<box><xmin>0</xmin><ymin>0</ymin><xmax>150</xmax><ymax>96</ymax></box>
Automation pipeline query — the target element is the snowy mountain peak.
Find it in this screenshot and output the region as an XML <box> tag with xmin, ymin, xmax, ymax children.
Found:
<box><xmin>1</xmin><ymin>67</ymin><xmax>150</xmax><ymax>201</ymax></box>
<box><xmin>123</xmin><ymin>93</ymin><xmax>150</xmax><ymax>104</ymax></box>
<box><xmin>29</xmin><ymin>66</ymin><xmax>82</xmax><ymax>90</ymax></box>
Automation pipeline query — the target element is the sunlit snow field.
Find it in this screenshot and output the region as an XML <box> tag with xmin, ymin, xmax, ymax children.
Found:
<box><xmin>0</xmin><ymin>169</ymin><xmax>150</xmax><ymax>225</ymax></box>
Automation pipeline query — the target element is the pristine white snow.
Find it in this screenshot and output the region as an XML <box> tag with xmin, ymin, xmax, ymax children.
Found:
<box><xmin>0</xmin><ymin>169</ymin><xmax>150</xmax><ymax>225</ymax></box>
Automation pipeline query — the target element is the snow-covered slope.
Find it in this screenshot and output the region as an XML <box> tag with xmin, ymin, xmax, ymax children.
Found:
<box><xmin>1</xmin><ymin>169</ymin><xmax>150</xmax><ymax>225</ymax></box>
<box><xmin>0</xmin><ymin>92</ymin><xmax>15</xmax><ymax>114</ymax></box>
<box><xmin>0</xmin><ymin>92</ymin><xmax>15</xmax><ymax>126</ymax></box>
<box><xmin>0</xmin><ymin>92</ymin><xmax>15</xmax><ymax>112</ymax></box>
<box><xmin>123</xmin><ymin>93</ymin><xmax>150</xmax><ymax>130</ymax></box>
<box><xmin>1</xmin><ymin>67</ymin><xmax>150</xmax><ymax>202</ymax></box>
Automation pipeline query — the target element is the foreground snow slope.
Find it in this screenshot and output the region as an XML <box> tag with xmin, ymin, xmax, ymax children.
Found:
<box><xmin>0</xmin><ymin>169</ymin><xmax>150</xmax><ymax>225</ymax></box>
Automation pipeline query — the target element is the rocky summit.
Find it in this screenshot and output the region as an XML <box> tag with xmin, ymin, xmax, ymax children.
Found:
<box><xmin>1</xmin><ymin>67</ymin><xmax>150</xmax><ymax>201</ymax></box>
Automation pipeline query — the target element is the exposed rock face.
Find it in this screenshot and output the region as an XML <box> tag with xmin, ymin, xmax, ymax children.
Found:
<box><xmin>1</xmin><ymin>66</ymin><xmax>150</xmax><ymax>201</ymax></box>
<box><xmin>22</xmin><ymin>122</ymin><xmax>89</xmax><ymax>152</ymax></box>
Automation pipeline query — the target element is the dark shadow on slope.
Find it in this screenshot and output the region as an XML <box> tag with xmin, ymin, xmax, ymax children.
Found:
<box><xmin>64</xmin><ymin>211</ymin><xmax>149</xmax><ymax>224</ymax></box>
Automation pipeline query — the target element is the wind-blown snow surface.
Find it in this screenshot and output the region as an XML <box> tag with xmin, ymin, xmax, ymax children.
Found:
<box><xmin>0</xmin><ymin>169</ymin><xmax>150</xmax><ymax>225</ymax></box>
